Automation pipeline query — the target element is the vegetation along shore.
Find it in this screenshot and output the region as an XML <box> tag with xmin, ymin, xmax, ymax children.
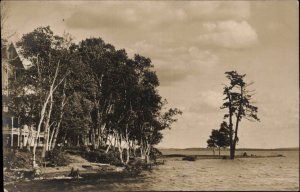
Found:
<box><xmin>3</xmin><ymin>26</ymin><xmax>181</xmax><ymax>186</ymax></box>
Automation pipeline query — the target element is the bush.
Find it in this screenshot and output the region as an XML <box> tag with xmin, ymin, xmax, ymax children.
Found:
<box><xmin>45</xmin><ymin>149</ymin><xmax>70</xmax><ymax>166</ymax></box>
<box><xmin>3</xmin><ymin>149</ymin><xmax>36</xmax><ymax>169</ymax></box>
<box><xmin>182</xmin><ymin>156</ymin><xmax>197</xmax><ymax>161</ymax></box>
<box><xmin>83</xmin><ymin>150</ymin><xmax>122</xmax><ymax>166</ymax></box>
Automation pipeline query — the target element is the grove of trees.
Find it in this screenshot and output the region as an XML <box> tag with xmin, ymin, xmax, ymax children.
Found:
<box><xmin>207</xmin><ymin>121</ymin><xmax>230</xmax><ymax>156</ymax></box>
<box><xmin>7</xmin><ymin>26</ymin><xmax>182</xmax><ymax>167</ymax></box>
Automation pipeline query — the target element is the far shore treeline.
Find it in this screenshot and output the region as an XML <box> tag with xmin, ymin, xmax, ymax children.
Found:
<box><xmin>160</xmin><ymin>147</ymin><xmax>299</xmax><ymax>151</ymax></box>
<box><xmin>6</xmin><ymin>26</ymin><xmax>182</xmax><ymax>167</ymax></box>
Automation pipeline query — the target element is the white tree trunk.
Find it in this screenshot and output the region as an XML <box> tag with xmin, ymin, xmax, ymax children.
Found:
<box><xmin>48</xmin><ymin>124</ymin><xmax>56</xmax><ymax>150</ymax></box>
<box><xmin>105</xmin><ymin>133</ymin><xmax>113</xmax><ymax>153</ymax></box>
<box><xmin>32</xmin><ymin>60</ymin><xmax>66</xmax><ymax>167</ymax></box>
<box><xmin>116</xmin><ymin>131</ymin><xmax>130</xmax><ymax>165</ymax></box>
<box><xmin>50</xmin><ymin>80</ymin><xmax>67</xmax><ymax>150</ymax></box>
<box><xmin>117</xmin><ymin>133</ymin><xmax>125</xmax><ymax>164</ymax></box>
<box><xmin>42</xmin><ymin>94</ymin><xmax>54</xmax><ymax>160</ymax></box>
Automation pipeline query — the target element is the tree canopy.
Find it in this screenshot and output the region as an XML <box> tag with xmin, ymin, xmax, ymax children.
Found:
<box><xmin>8</xmin><ymin>26</ymin><xmax>182</xmax><ymax>166</ymax></box>
<box><xmin>207</xmin><ymin>121</ymin><xmax>230</xmax><ymax>156</ymax></box>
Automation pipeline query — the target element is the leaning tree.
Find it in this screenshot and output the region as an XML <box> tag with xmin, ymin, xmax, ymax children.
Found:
<box><xmin>221</xmin><ymin>71</ymin><xmax>259</xmax><ymax>159</ymax></box>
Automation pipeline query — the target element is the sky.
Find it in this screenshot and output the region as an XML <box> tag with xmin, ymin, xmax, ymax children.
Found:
<box><xmin>3</xmin><ymin>0</ymin><xmax>299</xmax><ymax>149</ymax></box>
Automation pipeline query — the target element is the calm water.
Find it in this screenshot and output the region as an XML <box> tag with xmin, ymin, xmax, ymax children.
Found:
<box><xmin>5</xmin><ymin>150</ymin><xmax>299</xmax><ymax>191</ymax></box>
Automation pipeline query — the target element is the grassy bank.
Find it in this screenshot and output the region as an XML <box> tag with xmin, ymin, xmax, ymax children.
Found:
<box><xmin>3</xmin><ymin>148</ymin><xmax>157</xmax><ymax>186</ymax></box>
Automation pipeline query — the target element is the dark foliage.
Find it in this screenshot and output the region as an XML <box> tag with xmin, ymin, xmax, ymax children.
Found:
<box><xmin>182</xmin><ymin>156</ymin><xmax>197</xmax><ymax>161</ymax></box>
<box><xmin>3</xmin><ymin>149</ymin><xmax>41</xmax><ymax>169</ymax></box>
<box><xmin>45</xmin><ymin>149</ymin><xmax>70</xmax><ymax>166</ymax></box>
<box><xmin>82</xmin><ymin>150</ymin><xmax>122</xmax><ymax>166</ymax></box>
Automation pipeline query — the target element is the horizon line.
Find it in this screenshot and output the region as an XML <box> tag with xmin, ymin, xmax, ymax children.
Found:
<box><xmin>157</xmin><ymin>146</ymin><xmax>299</xmax><ymax>150</ymax></box>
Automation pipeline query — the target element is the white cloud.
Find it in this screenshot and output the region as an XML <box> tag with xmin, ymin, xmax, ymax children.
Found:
<box><xmin>188</xmin><ymin>47</ymin><xmax>219</xmax><ymax>67</ymax></box>
<box><xmin>188</xmin><ymin>90</ymin><xmax>223</xmax><ymax>114</ymax></box>
<box><xmin>198</xmin><ymin>90</ymin><xmax>223</xmax><ymax>109</ymax></box>
<box><xmin>186</xmin><ymin>1</ymin><xmax>250</xmax><ymax>19</ymax></box>
<box><xmin>155</xmin><ymin>47</ymin><xmax>219</xmax><ymax>86</ymax></box>
<box><xmin>198</xmin><ymin>20</ymin><xmax>258</xmax><ymax>49</ymax></box>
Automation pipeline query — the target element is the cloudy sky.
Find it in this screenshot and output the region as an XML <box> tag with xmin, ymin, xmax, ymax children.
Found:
<box><xmin>4</xmin><ymin>0</ymin><xmax>299</xmax><ymax>149</ymax></box>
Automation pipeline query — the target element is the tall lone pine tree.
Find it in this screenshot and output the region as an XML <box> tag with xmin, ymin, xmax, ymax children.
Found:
<box><xmin>221</xmin><ymin>71</ymin><xmax>260</xmax><ymax>159</ymax></box>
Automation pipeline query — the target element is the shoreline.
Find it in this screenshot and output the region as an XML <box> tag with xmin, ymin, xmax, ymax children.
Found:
<box><xmin>4</xmin><ymin>163</ymin><xmax>138</xmax><ymax>187</ymax></box>
<box><xmin>3</xmin><ymin>152</ymin><xmax>286</xmax><ymax>186</ymax></box>
<box><xmin>4</xmin><ymin>153</ymin><xmax>156</xmax><ymax>186</ymax></box>
<box><xmin>162</xmin><ymin>154</ymin><xmax>286</xmax><ymax>159</ymax></box>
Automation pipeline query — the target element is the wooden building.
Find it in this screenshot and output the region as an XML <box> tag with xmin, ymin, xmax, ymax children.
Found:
<box><xmin>2</xmin><ymin>42</ymin><xmax>44</xmax><ymax>148</ymax></box>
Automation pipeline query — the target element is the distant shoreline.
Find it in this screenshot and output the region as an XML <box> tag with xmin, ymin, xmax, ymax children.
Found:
<box><xmin>161</xmin><ymin>154</ymin><xmax>286</xmax><ymax>159</ymax></box>
<box><xmin>158</xmin><ymin>147</ymin><xmax>299</xmax><ymax>151</ymax></box>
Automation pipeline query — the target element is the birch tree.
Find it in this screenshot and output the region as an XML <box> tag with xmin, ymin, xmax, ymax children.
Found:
<box><xmin>14</xmin><ymin>27</ymin><xmax>71</xmax><ymax>166</ymax></box>
<box><xmin>9</xmin><ymin>27</ymin><xmax>183</xmax><ymax>167</ymax></box>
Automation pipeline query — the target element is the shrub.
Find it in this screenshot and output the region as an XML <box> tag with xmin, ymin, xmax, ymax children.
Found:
<box><xmin>182</xmin><ymin>156</ymin><xmax>197</xmax><ymax>161</ymax></box>
<box><xmin>83</xmin><ymin>150</ymin><xmax>122</xmax><ymax>165</ymax></box>
<box><xmin>45</xmin><ymin>149</ymin><xmax>70</xmax><ymax>166</ymax></box>
<box><xmin>3</xmin><ymin>149</ymin><xmax>35</xmax><ymax>169</ymax></box>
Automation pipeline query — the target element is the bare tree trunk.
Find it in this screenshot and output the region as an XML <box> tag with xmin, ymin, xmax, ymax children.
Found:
<box><xmin>226</xmin><ymin>92</ymin><xmax>235</xmax><ymax>160</ymax></box>
<box><xmin>112</xmin><ymin>132</ymin><xmax>117</xmax><ymax>151</ymax></box>
<box><xmin>42</xmin><ymin>94</ymin><xmax>54</xmax><ymax>160</ymax></box>
<box><xmin>231</xmin><ymin>85</ymin><xmax>243</xmax><ymax>160</ymax></box>
<box><xmin>83</xmin><ymin>130</ymin><xmax>90</xmax><ymax>147</ymax></box>
<box><xmin>116</xmin><ymin>130</ymin><xmax>130</xmax><ymax>165</ymax></box>
<box><xmin>142</xmin><ymin>141</ymin><xmax>151</xmax><ymax>164</ymax></box>
<box><xmin>105</xmin><ymin>142</ymin><xmax>112</xmax><ymax>153</ymax></box>
<box><xmin>125</xmin><ymin>126</ymin><xmax>130</xmax><ymax>164</ymax></box>
<box><xmin>140</xmin><ymin>138</ymin><xmax>151</xmax><ymax>164</ymax></box>
<box><xmin>49</xmin><ymin>124</ymin><xmax>56</xmax><ymax>150</ymax></box>
<box><xmin>126</xmin><ymin>148</ymin><xmax>130</xmax><ymax>164</ymax></box>
<box><xmin>32</xmin><ymin>92</ymin><xmax>52</xmax><ymax>167</ymax></box>
<box><xmin>95</xmin><ymin>130</ymin><xmax>100</xmax><ymax>149</ymax></box>
<box><xmin>116</xmin><ymin>133</ymin><xmax>125</xmax><ymax>164</ymax></box>
<box><xmin>32</xmin><ymin>60</ymin><xmax>66</xmax><ymax>167</ymax></box>
<box><xmin>96</xmin><ymin>123</ymin><xmax>106</xmax><ymax>149</ymax></box>
<box><xmin>92</xmin><ymin>101</ymin><xmax>101</xmax><ymax>150</ymax></box>
<box><xmin>140</xmin><ymin>146</ymin><xmax>145</xmax><ymax>159</ymax></box>
<box><xmin>77</xmin><ymin>135</ymin><xmax>80</xmax><ymax>147</ymax></box>
<box><xmin>131</xmin><ymin>141</ymin><xmax>136</xmax><ymax>157</ymax></box>
<box><xmin>50</xmin><ymin>118</ymin><xmax>62</xmax><ymax>150</ymax></box>
<box><xmin>91</xmin><ymin>128</ymin><xmax>96</xmax><ymax>150</ymax></box>
<box><xmin>119</xmin><ymin>148</ymin><xmax>124</xmax><ymax>164</ymax></box>
<box><xmin>145</xmin><ymin>144</ymin><xmax>151</xmax><ymax>164</ymax></box>
<box><xmin>46</xmin><ymin>122</ymin><xmax>55</xmax><ymax>151</ymax></box>
<box><xmin>140</xmin><ymin>137</ymin><xmax>145</xmax><ymax>160</ymax></box>
<box><xmin>105</xmin><ymin>133</ymin><xmax>113</xmax><ymax>153</ymax></box>
<box><xmin>26</xmin><ymin>125</ymin><xmax>33</xmax><ymax>151</ymax></box>
<box><xmin>50</xmin><ymin>81</ymin><xmax>67</xmax><ymax>150</ymax></box>
<box><xmin>99</xmin><ymin>123</ymin><xmax>106</xmax><ymax>147</ymax></box>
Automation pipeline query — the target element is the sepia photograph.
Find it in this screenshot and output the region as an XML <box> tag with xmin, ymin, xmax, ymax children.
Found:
<box><xmin>2</xmin><ymin>0</ymin><xmax>299</xmax><ymax>191</ymax></box>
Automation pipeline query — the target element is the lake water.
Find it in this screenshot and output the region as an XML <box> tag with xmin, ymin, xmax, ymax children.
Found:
<box><xmin>5</xmin><ymin>150</ymin><xmax>299</xmax><ymax>191</ymax></box>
